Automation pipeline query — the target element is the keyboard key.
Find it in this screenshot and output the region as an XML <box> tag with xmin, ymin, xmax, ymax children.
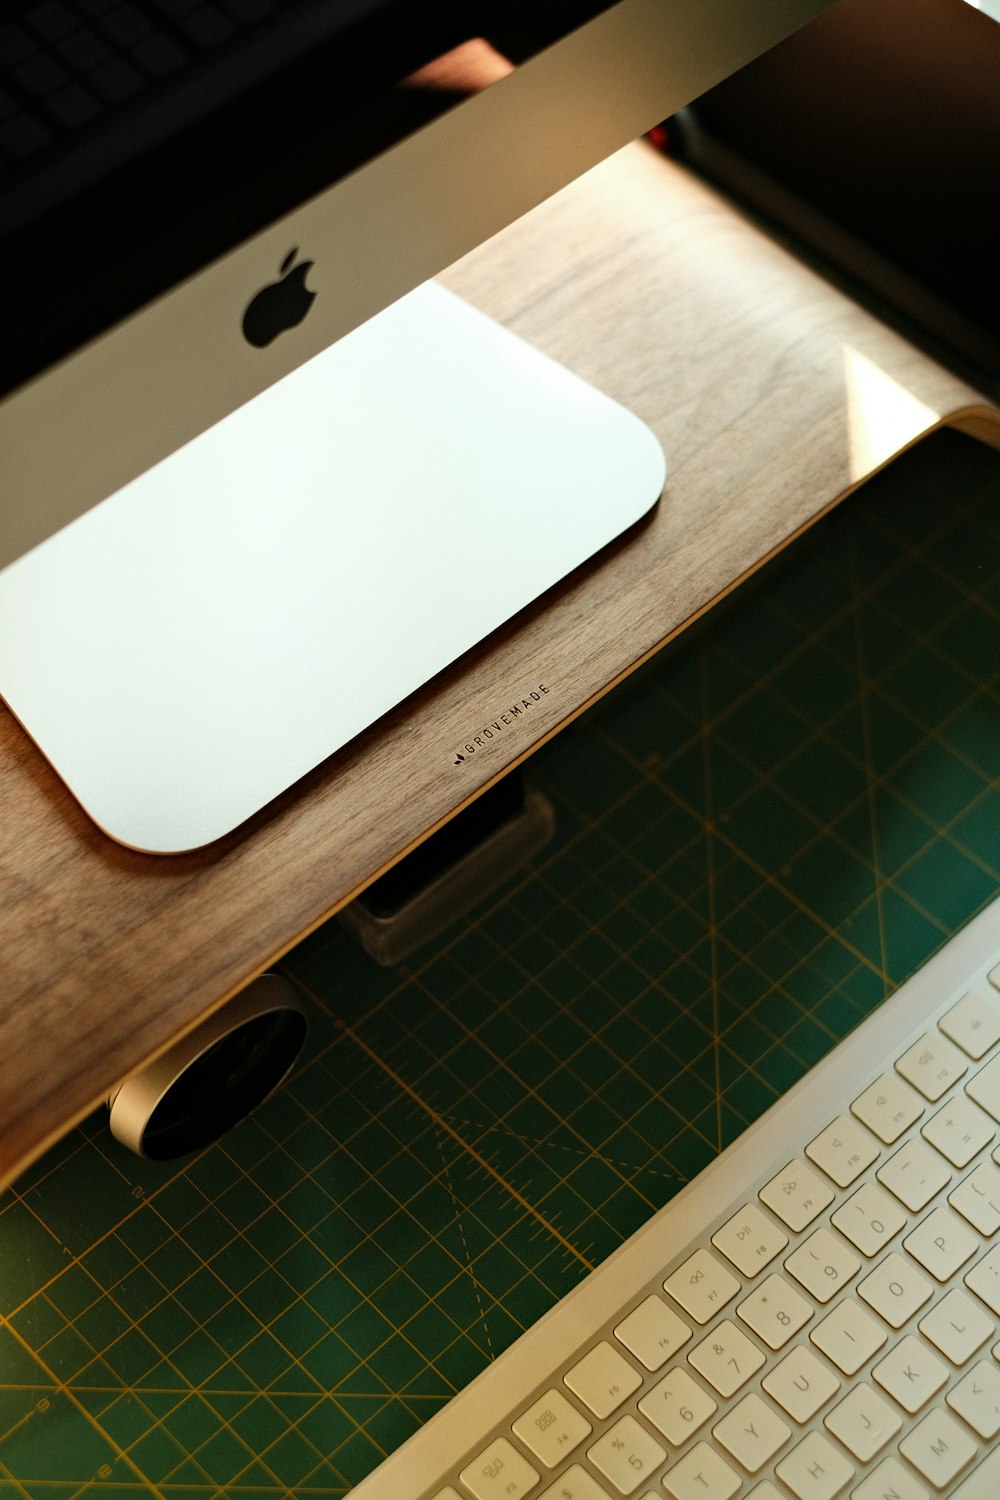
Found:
<box><xmin>762</xmin><ymin>1344</ymin><xmax>840</xmax><ymax>1422</ymax></box>
<box><xmin>759</xmin><ymin>1159</ymin><xmax>834</xmax><ymax>1231</ymax></box>
<box><xmin>851</xmin><ymin>1072</ymin><xmax>924</xmax><ymax>1143</ymax></box>
<box><xmin>774</xmin><ymin>1429</ymin><xmax>854</xmax><ymax>1500</ymax></box>
<box><xmin>805</xmin><ymin>1115</ymin><xmax>880</xmax><ymax>1187</ymax></box>
<box><xmin>614</xmin><ymin>1294</ymin><xmax>691</xmax><ymax>1371</ymax></box>
<box><xmin>951</xmin><ymin>1445</ymin><xmax>1000</xmax><ymax>1499</ymax></box>
<box><xmin>947</xmin><ymin>1357</ymin><xmax>1000</xmax><ymax>1438</ymax></box>
<box><xmin>898</xmin><ymin>1407</ymin><xmax>977</xmax><ymax>1488</ymax></box>
<box><xmin>949</xmin><ymin>1159</ymin><xmax>1000</xmax><ymax>1234</ymax></box>
<box><xmin>711</xmin><ymin>1204</ymin><xmax>788</xmax><ymax>1278</ymax></box>
<box><xmin>712</xmin><ymin>1392</ymin><xmax>790</xmax><ymax>1472</ymax></box>
<box><xmin>538</xmin><ymin>1466</ymin><xmax>611</xmax><ymax>1500</ymax></box>
<box><xmin>512</xmin><ymin>1390</ymin><xmax>591</xmax><ymax>1468</ymax></box>
<box><xmin>903</xmin><ymin>1205</ymin><xmax>978</xmax><ymax>1280</ymax></box>
<box><xmin>746</xmin><ymin>1486</ymin><xmax>783</xmax><ymax>1500</ymax></box>
<box><xmin>785</xmin><ymin>1227</ymin><xmax>861</xmax><ymax>1303</ymax></box>
<box><xmin>664</xmin><ymin>1249</ymin><xmax>740</xmax><ymax>1325</ymax></box>
<box><xmin>830</xmin><ymin>1181</ymin><xmax>906</xmax><ymax>1257</ymax></box>
<box><xmin>638</xmin><ymin>1367</ymin><xmax>715</xmax><ymax>1446</ymax></box>
<box><xmin>964</xmin><ymin>1243</ymin><xmax>1000</xmax><ymax>1314</ymax></box>
<box><xmin>823</xmin><ymin>1381</ymin><xmax>900</xmax><ymax>1461</ymax></box>
<box><xmin>809</xmin><ymin>1299</ymin><xmax>887</xmax><ymax>1376</ymax></box>
<box><xmin>460</xmin><ymin>1438</ymin><xmax>539</xmax><ymax>1500</ymax></box>
<box><xmin>587</xmin><ymin>1415</ymin><xmax>665</xmax><ymax>1495</ymax></box>
<box><xmin>857</xmin><ymin>1251</ymin><xmax>933</xmax><ymax>1327</ymax></box>
<box><xmin>849</xmin><ymin>1455</ymin><xmax>929</xmax><ymax>1500</ymax></box>
<box><xmin>919</xmin><ymin>1287</ymin><xmax>993</xmax><ymax>1364</ymax></box>
<box><xmin>921</xmin><ymin>1093</ymin><xmax>995</xmax><ymax>1167</ymax></box>
<box><xmin>564</xmin><ymin>1342</ymin><xmax>642</xmax><ymax>1419</ymax></box>
<box><xmin>896</xmin><ymin>1032</ymin><xmax>968</xmax><ymax>1101</ymax></box>
<box><xmin>736</xmin><ymin>1272</ymin><xmax>812</xmax><ymax>1349</ymax></box>
<box><xmin>940</xmin><ymin>989</ymin><xmax>1000</xmax><ymax>1058</ymax></box>
<box><xmin>662</xmin><ymin>1441</ymin><xmax>740</xmax><ymax>1500</ymax></box>
<box><xmin>688</xmin><ymin>1319</ymin><xmax>765</xmax><ymax>1397</ymax></box>
<box><xmin>877</xmin><ymin>1137</ymin><xmax>951</xmax><ymax>1211</ymax></box>
<box><xmin>872</xmin><ymin>1334</ymin><xmax>948</xmax><ymax>1413</ymax></box>
<box><xmin>966</xmin><ymin>1054</ymin><xmax>1000</xmax><ymax>1122</ymax></box>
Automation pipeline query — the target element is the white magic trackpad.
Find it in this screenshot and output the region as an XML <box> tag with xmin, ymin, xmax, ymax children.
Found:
<box><xmin>0</xmin><ymin>283</ymin><xmax>665</xmax><ymax>853</ymax></box>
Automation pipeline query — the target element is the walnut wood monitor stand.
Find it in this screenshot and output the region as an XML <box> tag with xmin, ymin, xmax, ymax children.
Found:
<box><xmin>1</xmin><ymin>143</ymin><xmax>998</xmax><ymax>1189</ymax></box>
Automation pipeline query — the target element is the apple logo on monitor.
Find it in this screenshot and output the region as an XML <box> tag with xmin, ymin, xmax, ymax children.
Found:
<box><xmin>242</xmin><ymin>249</ymin><xmax>316</xmax><ymax>347</ymax></box>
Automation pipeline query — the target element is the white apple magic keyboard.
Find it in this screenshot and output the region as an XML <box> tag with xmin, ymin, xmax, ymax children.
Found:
<box><xmin>349</xmin><ymin>895</ymin><xmax>1000</xmax><ymax>1500</ymax></box>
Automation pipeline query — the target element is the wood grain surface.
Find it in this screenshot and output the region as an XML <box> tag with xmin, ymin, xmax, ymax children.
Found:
<box><xmin>2</xmin><ymin>142</ymin><xmax>997</xmax><ymax>1190</ymax></box>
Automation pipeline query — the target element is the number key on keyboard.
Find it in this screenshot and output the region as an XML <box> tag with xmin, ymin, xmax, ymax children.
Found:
<box><xmin>736</xmin><ymin>1272</ymin><xmax>812</xmax><ymax>1350</ymax></box>
<box><xmin>638</xmin><ymin>1367</ymin><xmax>716</xmax><ymax>1446</ymax></box>
<box><xmin>784</xmin><ymin>1226</ymin><xmax>861</xmax><ymax>1302</ymax></box>
<box><xmin>830</xmin><ymin>1181</ymin><xmax>906</xmax><ymax>1257</ymax></box>
<box><xmin>538</xmin><ymin>1465</ymin><xmax>612</xmax><ymax>1500</ymax></box>
<box><xmin>587</xmin><ymin>1415</ymin><xmax>665</xmax><ymax>1495</ymax></box>
<box><xmin>688</xmin><ymin>1319</ymin><xmax>765</xmax><ymax>1397</ymax></box>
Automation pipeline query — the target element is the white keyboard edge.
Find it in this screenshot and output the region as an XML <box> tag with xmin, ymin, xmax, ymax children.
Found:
<box><xmin>348</xmin><ymin>896</ymin><xmax>1000</xmax><ymax>1500</ymax></box>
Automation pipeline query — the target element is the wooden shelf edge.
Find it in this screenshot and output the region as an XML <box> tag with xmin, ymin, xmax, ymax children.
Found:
<box><xmin>3</xmin><ymin>145</ymin><xmax>997</xmax><ymax>1191</ymax></box>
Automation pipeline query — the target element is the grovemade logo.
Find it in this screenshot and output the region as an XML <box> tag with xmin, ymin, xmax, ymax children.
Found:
<box><xmin>242</xmin><ymin>249</ymin><xmax>316</xmax><ymax>348</ymax></box>
<box><xmin>452</xmin><ymin>685</ymin><xmax>550</xmax><ymax>765</ymax></box>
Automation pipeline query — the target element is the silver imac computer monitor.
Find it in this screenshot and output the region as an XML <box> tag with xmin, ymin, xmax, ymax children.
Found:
<box><xmin>0</xmin><ymin>0</ymin><xmax>831</xmax><ymax>853</ymax></box>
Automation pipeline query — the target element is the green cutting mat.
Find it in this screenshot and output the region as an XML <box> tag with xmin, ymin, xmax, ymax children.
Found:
<box><xmin>4</xmin><ymin>428</ymin><xmax>1000</xmax><ymax>1498</ymax></box>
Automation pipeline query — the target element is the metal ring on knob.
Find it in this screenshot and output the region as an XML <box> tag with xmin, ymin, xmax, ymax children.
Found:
<box><xmin>107</xmin><ymin>973</ymin><xmax>307</xmax><ymax>1160</ymax></box>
